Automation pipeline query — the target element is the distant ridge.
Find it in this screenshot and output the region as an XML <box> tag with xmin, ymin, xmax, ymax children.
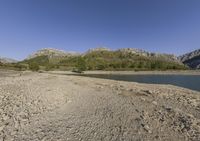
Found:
<box><xmin>116</xmin><ymin>48</ymin><xmax>180</xmax><ymax>63</ymax></box>
<box><xmin>0</xmin><ymin>47</ymin><xmax>186</xmax><ymax>71</ymax></box>
<box><xmin>86</xmin><ymin>47</ymin><xmax>111</xmax><ymax>54</ymax></box>
<box><xmin>0</xmin><ymin>57</ymin><xmax>17</xmax><ymax>64</ymax></box>
<box><xmin>24</xmin><ymin>47</ymin><xmax>182</xmax><ymax>64</ymax></box>
<box><xmin>178</xmin><ymin>49</ymin><xmax>200</xmax><ymax>69</ymax></box>
<box><xmin>26</xmin><ymin>48</ymin><xmax>79</xmax><ymax>60</ymax></box>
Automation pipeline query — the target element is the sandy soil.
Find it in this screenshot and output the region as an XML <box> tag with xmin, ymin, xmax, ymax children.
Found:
<box><xmin>0</xmin><ymin>70</ymin><xmax>200</xmax><ymax>141</ymax></box>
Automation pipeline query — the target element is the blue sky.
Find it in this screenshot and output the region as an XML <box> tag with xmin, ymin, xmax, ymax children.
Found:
<box><xmin>0</xmin><ymin>0</ymin><xmax>200</xmax><ymax>60</ymax></box>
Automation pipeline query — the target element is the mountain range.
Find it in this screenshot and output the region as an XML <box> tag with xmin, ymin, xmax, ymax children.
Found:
<box><xmin>24</xmin><ymin>47</ymin><xmax>181</xmax><ymax>62</ymax></box>
<box><xmin>0</xmin><ymin>48</ymin><xmax>200</xmax><ymax>70</ymax></box>
<box><xmin>19</xmin><ymin>48</ymin><xmax>186</xmax><ymax>71</ymax></box>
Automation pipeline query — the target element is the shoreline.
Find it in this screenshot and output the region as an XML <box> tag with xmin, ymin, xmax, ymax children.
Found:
<box><xmin>48</xmin><ymin>70</ymin><xmax>200</xmax><ymax>75</ymax></box>
<box><xmin>0</xmin><ymin>71</ymin><xmax>200</xmax><ymax>140</ymax></box>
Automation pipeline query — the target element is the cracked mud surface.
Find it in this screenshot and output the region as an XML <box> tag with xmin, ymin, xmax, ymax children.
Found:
<box><xmin>0</xmin><ymin>71</ymin><xmax>200</xmax><ymax>141</ymax></box>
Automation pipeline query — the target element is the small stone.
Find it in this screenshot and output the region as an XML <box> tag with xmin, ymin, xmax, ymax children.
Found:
<box><xmin>98</xmin><ymin>86</ymin><xmax>104</xmax><ymax>89</ymax></box>
<box><xmin>0</xmin><ymin>125</ymin><xmax>5</xmax><ymax>132</ymax></box>
<box><xmin>152</xmin><ymin>101</ymin><xmax>158</xmax><ymax>105</ymax></box>
<box><xmin>3</xmin><ymin>114</ymin><xmax>9</xmax><ymax>121</ymax></box>
<box><xmin>155</xmin><ymin>135</ymin><xmax>160</xmax><ymax>139</ymax></box>
<box><xmin>144</xmin><ymin>125</ymin><xmax>152</xmax><ymax>133</ymax></box>
<box><xmin>11</xmin><ymin>131</ymin><xmax>17</xmax><ymax>136</ymax></box>
<box><xmin>129</xmin><ymin>89</ymin><xmax>134</xmax><ymax>92</ymax></box>
<box><xmin>145</xmin><ymin>90</ymin><xmax>153</xmax><ymax>94</ymax></box>
<box><xmin>165</xmin><ymin>107</ymin><xmax>172</xmax><ymax>112</ymax></box>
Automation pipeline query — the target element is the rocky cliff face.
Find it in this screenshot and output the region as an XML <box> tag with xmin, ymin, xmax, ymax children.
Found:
<box><xmin>117</xmin><ymin>48</ymin><xmax>150</xmax><ymax>56</ymax></box>
<box><xmin>86</xmin><ymin>47</ymin><xmax>111</xmax><ymax>54</ymax></box>
<box><xmin>117</xmin><ymin>48</ymin><xmax>181</xmax><ymax>63</ymax></box>
<box><xmin>178</xmin><ymin>49</ymin><xmax>200</xmax><ymax>69</ymax></box>
<box><xmin>27</xmin><ymin>48</ymin><xmax>79</xmax><ymax>59</ymax></box>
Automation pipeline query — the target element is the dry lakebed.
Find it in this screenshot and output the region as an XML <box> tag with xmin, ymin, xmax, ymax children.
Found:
<box><xmin>0</xmin><ymin>70</ymin><xmax>200</xmax><ymax>141</ymax></box>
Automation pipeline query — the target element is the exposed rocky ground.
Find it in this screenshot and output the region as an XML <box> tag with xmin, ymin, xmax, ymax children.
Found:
<box><xmin>0</xmin><ymin>70</ymin><xmax>200</xmax><ymax>141</ymax></box>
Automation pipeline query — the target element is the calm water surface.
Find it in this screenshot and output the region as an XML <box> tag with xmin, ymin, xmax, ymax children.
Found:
<box><xmin>79</xmin><ymin>74</ymin><xmax>200</xmax><ymax>92</ymax></box>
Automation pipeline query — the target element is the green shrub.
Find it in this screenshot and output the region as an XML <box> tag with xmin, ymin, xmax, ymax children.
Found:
<box><xmin>45</xmin><ymin>64</ymin><xmax>55</xmax><ymax>71</ymax></box>
<box><xmin>75</xmin><ymin>57</ymin><xmax>86</xmax><ymax>72</ymax></box>
<box><xmin>29</xmin><ymin>63</ymin><xmax>39</xmax><ymax>71</ymax></box>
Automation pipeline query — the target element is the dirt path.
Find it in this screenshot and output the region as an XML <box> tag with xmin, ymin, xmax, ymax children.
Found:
<box><xmin>0</xmin><ymin>71</ymin><xmax>200</xmax><ymax>141</ymax></box>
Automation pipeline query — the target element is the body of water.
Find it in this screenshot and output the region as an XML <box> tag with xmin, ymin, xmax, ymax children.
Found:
<box><xmin>79</xmin><ymin>74</ymin><xmax>200</xmax><ymax>92</ymax></box>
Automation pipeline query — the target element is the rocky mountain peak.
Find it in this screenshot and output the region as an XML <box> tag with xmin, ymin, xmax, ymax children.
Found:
<box><xmin>27</xmin><ymin>48</ymin><xmax>79</xmax><ymax>59</ymax></box>
<box><xmin>117</xmin><ymin>48</ymin><xmax>180</xmax><ymax>62</ymax></box>
<box><xmin>86</xmin><ymin>47</ymin><xmax>111</xmax><ymax>53</ymax></box>
<box><xmin>117</xmin><ymin>48</ymin><xmax>150</xmax><ymax>56</ymax></box>
<box><xmin>178</xmin><ymin>49</ymin><xmax>200</xmax><ymax>69</ymax></box>
<box><xmin>178</xmin><ymin>49</ymin><xmax>200</xmax><ymax>62</ymax></box>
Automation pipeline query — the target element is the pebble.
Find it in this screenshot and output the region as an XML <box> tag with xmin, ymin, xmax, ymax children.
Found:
<box><xmin>3</xmin><ymin>114</ymin><xmax>10</xmax><ymax>121</ymax></box>
<box><xmin>165</xmin><ymin>106</ymin><xmax>173</xmax><ymax>112</ymax></box>
<box><xmin>128</xmin><ymin>88</ymin><xmax>133</xmax><ymax>91</ymax></box>
<box><xmin>144</xmin><ymin>125</ymin><xmax>152</xmax><ymax>133</ymax></box>
<box><xmin>98</xmin><ymin>86</ymin><xmax>104</xmax><ymax>89</ymax></box>
<box><xmin>152</xmin><ymin>101</ymin><xmax>158</xmax><ymax>106</ymax></box>
<box><xmin>0</xmin><ymin>125</ymin><xmax>5</xmax><ymax>132</ymax></box>
<box><xmin>145</xmin><ymin>90</ymin><xmax>153</xmax><ymax>94</ymax></box>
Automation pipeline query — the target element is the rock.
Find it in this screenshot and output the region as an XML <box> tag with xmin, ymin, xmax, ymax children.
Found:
<box><xmin>2</xmin><ymin>114</ymin><xmax>10</xmax><ymax>121</ymax></box>
<box><xmin>177</xmin><ymin>115</ymin><xmax>192</xmax><ymax>132</ymax></box>
<box><xmin>142</xmin><ymin>124</ymin><xmax>152</xmax><ymax>133</ymax></box>
<box><xmin>166</xmin><ymin>107</ymin><xmax>173</xmax><ymax>112</ymax></box>
<box><xmin>0</xmin><ymin>125</ymin><xmax>5</xmax><ymax>132</ymax></box>
<box><xmin>144</xmin><ymin>90</ymin><xmax>153</xmax><ymax>94</ymax></box>
<box><xmin>11</xmin><ymin>130</ymin><xmax>17</xmax><ymax>136</ymax></box>
<box><xmin>152</xmin><ymin>101</ymin><xmax>158</xmax><ymax>106</ymax></box>
<box><xmin>98</xmin><ymin>86</ymin><xmax>104</xmax><ymax>89</ymax></box>
<box><xmin>128</xmin><ymin>88</ymin><xmax>134</xmax><ymax>92</ymax></box>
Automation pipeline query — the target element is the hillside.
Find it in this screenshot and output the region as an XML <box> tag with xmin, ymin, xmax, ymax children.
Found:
<box><xmin>21</xmin><ymin>48</ymin><xmax>187</xmax><ymax>71</ymax></box>
<box><xmin>178</xmin><ymin>49</ymin><xmax>200</xmax><ymax>69</ymax></box>
<box><xmin>0</xmin><ymin>57</ymin><xmax>20</xmax><ymax>70</ymax></box>
<box><xmin>27</xmin><ymin>48</ymin><xmax>79</xmax><ymax>59</ymax></box>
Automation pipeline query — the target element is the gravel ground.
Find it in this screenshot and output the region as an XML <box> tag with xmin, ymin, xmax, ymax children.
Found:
<box><xmin>0</xmin><ymin>71</ymin><xmax>200</xmax><ymax>141</ymax></box>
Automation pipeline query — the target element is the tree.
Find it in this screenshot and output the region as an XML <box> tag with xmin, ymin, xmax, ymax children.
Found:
<box><xmin>150</xmin><ymin>62</ymin><xmax>156</xmax><ymax>70</ymax></box>
<box><xmin>137</xmin><ymin>61</ymin><xmax>144</xmax><ymax>69</ymax></box>
<box><xmin>75</xmin><ymin>57</ymin><xmax>86</xmax><ymax>72</ymax></box>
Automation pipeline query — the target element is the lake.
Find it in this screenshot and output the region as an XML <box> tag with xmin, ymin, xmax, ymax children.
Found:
<box><xmin>78</xmin><ymin>74</ymin><xmax>200</xmax><ymax>92</ymax></box>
